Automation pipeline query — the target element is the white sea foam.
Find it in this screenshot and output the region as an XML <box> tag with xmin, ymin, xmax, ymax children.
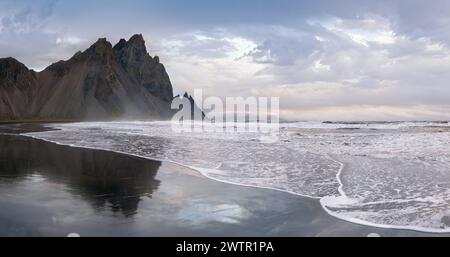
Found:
<box><xmin>22</xmin><ymin>120</ymin><xmax>450</xmax><ymax>232</ymax></box>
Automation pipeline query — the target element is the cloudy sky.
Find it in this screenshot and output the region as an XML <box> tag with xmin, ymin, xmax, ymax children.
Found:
<box><xmin>1</xmin><ymin>0</ymin><xmax>450</xmax><ymax>121</ymax></box>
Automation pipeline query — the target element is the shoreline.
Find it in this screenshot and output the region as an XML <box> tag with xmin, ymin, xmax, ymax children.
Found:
<box><xmin>27</xmin><ymin>133</ymin><xmax>450</xmax><ymax>235</ymax></box>
<box><xmin>0</xmin><ymin>125</ymin><xmax>448</xmax><ymax>236</ymax></box>
<box><xmin>0</xmin><ymin>119</ymin><xmax>82</xmax><ymax>125</ymax></box>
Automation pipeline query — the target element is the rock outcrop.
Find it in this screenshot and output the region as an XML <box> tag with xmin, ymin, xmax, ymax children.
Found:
<box><xmin>172</xmin><ymin>92</ymin><xmax>206</xmax><ymax>120</ymax></box>
<box><xmin>0</xmin><ymin>34</ymin><xmax>174</xmax><ymax>121</ymax></box>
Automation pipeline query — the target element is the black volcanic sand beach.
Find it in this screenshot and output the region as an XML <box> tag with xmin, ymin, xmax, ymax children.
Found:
<box><xmin>0</xmin><ymin>124</ymin><xmax>448</xmax><ymax>236</ymax></box>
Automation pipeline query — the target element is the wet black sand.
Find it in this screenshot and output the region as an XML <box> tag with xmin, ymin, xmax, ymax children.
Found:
<box><xmin>0</xmin><ymin>124</ymin><xmax>447</xmax><ymax>236</ymax></box>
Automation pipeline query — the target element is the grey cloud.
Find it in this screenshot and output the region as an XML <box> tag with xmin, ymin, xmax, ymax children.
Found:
<box><xmin>167</xmin><ymin>33</ymin><xmax>238</xmax><ymax>59</ymax></box>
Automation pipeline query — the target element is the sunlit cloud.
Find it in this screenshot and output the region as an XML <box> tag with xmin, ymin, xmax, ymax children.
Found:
<box><xmin>55</xmin><ymin>35</ymin><xmax>84</xmax><ymax>46</ymax></box>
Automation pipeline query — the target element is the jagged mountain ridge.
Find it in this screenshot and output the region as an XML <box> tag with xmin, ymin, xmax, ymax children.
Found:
<box><xmin>0</xmin><ymin>34</ymin><xmax>175</xmax><ymax>121</ymax></box>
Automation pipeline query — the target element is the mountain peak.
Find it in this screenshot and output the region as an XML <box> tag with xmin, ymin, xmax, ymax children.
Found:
<box><xmin>128</xmin><ymin>34</ymin><xmax>147</xmax><ymax>53</ymax></box>
<box><xmin>0</xmin><ymin>57</ymin><xmax>33</xmax><ymax>82</ymax></box>
<box><xmin>114</xmin><ymin>39</ymin><xmax>127</xmax><ymax>50</ymax></box>
<box><xmin>113</xmin><ymin>34</ymin><xmax>148</xmax><ymax>59</ymax></box>
<box><xmin>0</xmin><ymin>57</ymin><xmax>26</xmax><ymax>67</ymax></box>
<box><xmin>83</xmin><ymin>38</ymin><xmax>114</xmax><ymax>64</ymax></box>
<box><xmin>129</xmin><ymin>34</ymin><xmax>145</xmax><ymax>44</ymax></box>
<box><xmin>91</xmin><ymin>38</ymin><xmax>113</xmax><ymax>50</ymax></box>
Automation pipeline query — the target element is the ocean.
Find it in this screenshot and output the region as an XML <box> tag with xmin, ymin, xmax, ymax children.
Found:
<box><xmin>23</xmin><ymin>120</ymin><xmax>450</xmax><ymax>233</ymax></box>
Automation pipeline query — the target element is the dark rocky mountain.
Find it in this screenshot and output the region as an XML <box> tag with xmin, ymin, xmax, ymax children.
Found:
<box><xmin>0</xmin><ymin>58</ymin><xmax>39</xmax><ymax>119</ymax></box>
<box><xmin>0</xmin><ymin>34</ymin><xmax>177</xmax><ymax>121</ymax></box>
<box><xmin>173</xmin><ymin>92</ymin><xmax>206</xmax><ymax>120</ymax></box>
